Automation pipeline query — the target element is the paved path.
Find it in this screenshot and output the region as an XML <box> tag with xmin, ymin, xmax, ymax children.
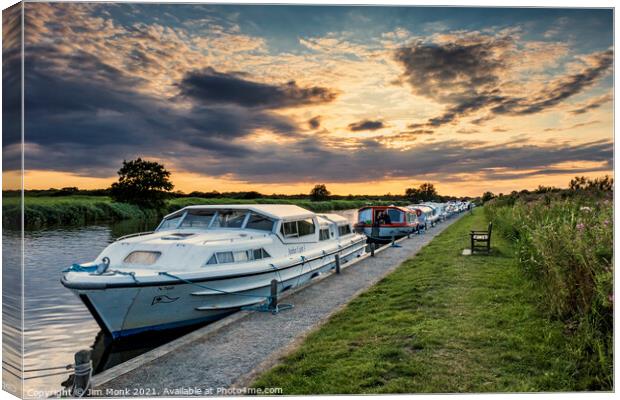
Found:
<box><xmin>94</xmin><ymin>214</ymin><xmax>464</xmax><ymax>396</ymax></box>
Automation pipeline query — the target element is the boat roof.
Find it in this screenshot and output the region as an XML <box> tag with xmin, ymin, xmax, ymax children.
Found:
<box><xmin>167</xmin><ymin>204</ymin><xmax>315</xmax><ymax>221</ymax></box>
<box><xmin>358</xmin><ymin>205</ymin><xmax>411</xmax><ymax>212</ymax></box>
<box><xmin>318</xmin><ymin>213</ymin><xmax>350</xmax><ymax>224</ymax></box>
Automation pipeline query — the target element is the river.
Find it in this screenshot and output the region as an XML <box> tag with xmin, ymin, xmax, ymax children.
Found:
<box><xmin>2</xmin><ymin>209</ymin><xmax>357</xmax><ymax>396</ymax></box>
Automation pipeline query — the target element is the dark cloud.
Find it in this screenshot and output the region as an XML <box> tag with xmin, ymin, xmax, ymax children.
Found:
<box><xmin>308</xmin><ymin>116</ymin><xmax>321</xmax><ymax>129</ymax></box>
<box><xmin>17</xmin><ymin>52</ymin><xmax>297</xmax><ymax>176</ymax></box>
<box><xmin>395</xmin><ymin>35</ymin><xmax>613</xmax><ymax>129</ymax></box>
<box><xmin>177</xmin><ymin>67</ymin><xmax>338</xmax><ymax>109</ymax></box>
<box><xmin>172</xmin><ymin>137</ymin><xmax>612</xmax><ymax>184</ymax></box>
<box><xmin>569</xmin><ymin>93</ymin><xmax>612</xmax><ymax>115</ymax></box>
<box><xmin>394</xmin><ymin>37</ymin><xmax>509</xmax><ymax>102</ymax></box>
<box><xmin>348</xmin><ymin>119</ymin><xmax>386</xmax><ymax>131</ymax></box>
<box><xmin>2</xmin><ymin>3</ymin><xmax>23</xmax><ymax>170</ymax></box>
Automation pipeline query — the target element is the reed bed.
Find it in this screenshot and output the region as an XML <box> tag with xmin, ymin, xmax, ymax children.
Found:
<box><xmin>485</xmin><ymin>196</ymin><xmax>613</xmax><ymax>389</ymax></box>
<box><xmin>3</xmin><ymin>195</ymin><xmax>404</xmax><ymax>229</ymax></box>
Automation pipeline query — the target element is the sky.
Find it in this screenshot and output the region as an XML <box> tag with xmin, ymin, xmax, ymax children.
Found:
<box><xmin>2</xmin><ymin>3</ymin><xmax>614</xmax><ymax>196</ymax></box>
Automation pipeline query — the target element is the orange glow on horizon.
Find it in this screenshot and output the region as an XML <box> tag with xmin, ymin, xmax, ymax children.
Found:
<box><xmin>2</xmin><ymin>169</ymin><xmax>613</xmax><ymax>198</ymax></box>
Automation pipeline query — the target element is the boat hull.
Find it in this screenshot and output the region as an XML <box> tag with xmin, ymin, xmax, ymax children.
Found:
<box><xmin>357</xmin><ymin>226</ymin><xmax>417</xmax><ymax>241</ymax></box>
<box><xmin>69</xmin><ymin>242</ymin><xmax>366</xmax><ymax>339</ymax></box>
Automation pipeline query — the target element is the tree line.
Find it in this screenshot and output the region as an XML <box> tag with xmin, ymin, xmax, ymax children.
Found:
<box><xmin>8</xmin><ymin>158</ymin><xmax>610</xmax><ymax>209</ymax></box>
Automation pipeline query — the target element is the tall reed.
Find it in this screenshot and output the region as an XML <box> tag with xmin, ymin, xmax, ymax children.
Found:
<box><xmin>485</xmin><ymin>196</ymin><xmax>613</xmax><ymax>389</ymax></box>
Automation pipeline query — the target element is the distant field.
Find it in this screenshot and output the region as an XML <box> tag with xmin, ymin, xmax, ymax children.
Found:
<box><xmin>2</xmin><ymin>195</ymin><xmax>405</xmax><ymax>229</ymax></box>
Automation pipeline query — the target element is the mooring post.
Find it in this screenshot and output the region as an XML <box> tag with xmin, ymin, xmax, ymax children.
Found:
<box><xmin>268</xmin><ymin>279</ymin><xmax>278</xmax><ymax>311</ymax></box>
<box><xmin>370</xmin><ymin>242</ymin><xmax>375</xmax><ymax>257</ymax></box>
<box><xmin>335</xmin><ymin>254</ymin><xmax>341</xmax><ymax>274</ymax></box>
<box><xmin>71</xmin><ymin>349</ymin><xmax>92</xmax><ymax>397</ymax></box>
<box><xmin>391</xmin><ymin>236</ymin><xmax>395</xmax><ymax>246</ymax></box>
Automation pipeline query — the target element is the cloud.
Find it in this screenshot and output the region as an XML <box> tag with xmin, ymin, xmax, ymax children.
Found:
<box><xmin>543</xmin><ymin>120</ymin><xmax>600</xmax><ymax>132</ymax></box>
<box><xmin>308</xmin><ymin>116</ymin><xmax>322</xmax><ymax>129</ymax></box>
<box><xmin>176</xmin><ymin>67</ymin><xmax>338</xmax><ymax>109</ymax></box>
<box><xmin>569</xmin><ymin>93</ymin><xmax>612</xmax><ymax>115</ymax></box>
<box><xmin>171</xmin><ymin>137</ymin><xmax>613</xmax><ymax>184</ymax></box>
<box><xmin>348</xmin><ymin>119</ymin><xmax>386</xmax><ymax>131</ymax></box>
<box><xmin>395</xmin><ymin>33</ymin><xmax>612</xmax><ymax>129</ymax></box>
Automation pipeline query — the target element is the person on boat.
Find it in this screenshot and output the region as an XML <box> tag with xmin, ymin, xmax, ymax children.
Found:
<box><xmin>372</xmin><ymin>211</ymin><xmax>382</xmax><ymax>238</ymax></box>
<box><xmin>383</xmin><ymin>210</ymin><xmax>392</xmax><ymax>224</ymax></box>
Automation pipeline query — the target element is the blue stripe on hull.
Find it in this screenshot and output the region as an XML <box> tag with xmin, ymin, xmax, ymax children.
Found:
<box><xmin>111</xmin><ymin>312</ymin><xmax>234</xmax><ymax>339</ymax></box>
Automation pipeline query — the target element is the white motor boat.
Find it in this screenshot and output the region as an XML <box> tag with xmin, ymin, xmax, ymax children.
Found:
<box><xmin>61</xmin><ymin>205</ymin><xmax>366</xmax><ymax>338</ymax></box>
<box><xmin>407</xmin><ymin>204</ymin><xmax>438</xmax><ymax>227</ymax></box>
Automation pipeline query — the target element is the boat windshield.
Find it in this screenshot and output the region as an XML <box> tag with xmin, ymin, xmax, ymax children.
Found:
<box><xmin>180</xmin><ymin>210</ymin><xmax>216</xmax><ymax>228</ymax></box>
<box><xmin>211</xmin><ymin>210</ymin><xmax>247</xmax><ymax>228</ymax></box>
<box><xmin>157</xmin><ymin>208</ymin><xmax>276</xmax><ymax>231</ymax></box>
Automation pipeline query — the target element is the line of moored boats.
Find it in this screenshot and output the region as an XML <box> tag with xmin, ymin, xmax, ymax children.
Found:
<box><xmin>355</xmin><ymin>201</ymin><xmax>473</xmax><ymax>242</ymax></box>
<box><xmin>61</xmin><ymin>201</ymin><xmax>473</xmax><ymax>338</ymax></box>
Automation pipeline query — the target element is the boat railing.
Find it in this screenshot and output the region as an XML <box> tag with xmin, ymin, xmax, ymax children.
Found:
<box><xmin>116</xmin><ymin>231</ymin><xmax>155</xmax><ymax>241</ymax></box>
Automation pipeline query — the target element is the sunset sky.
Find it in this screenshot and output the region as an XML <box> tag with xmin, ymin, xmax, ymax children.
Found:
<box><xmin>2</xmin><ymin>3</ymin><xmax>613</xmax><ymax>196</ymax></box>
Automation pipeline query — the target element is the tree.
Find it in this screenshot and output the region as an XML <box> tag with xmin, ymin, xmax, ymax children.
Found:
<box><xmin>481</xmin><ymin>191</ymin><xmax>495</xmax><ymax>203</ymax></box>
<box><xmin>405</xmin><ymin>182</ymin><xmax>438</xmax><ymax>202</ymax></box>
<box><xmin>310</xmin><ymin>184</ymin><xmax>330</xmax><ymax>201</ymax></box>
<box><xmin>110</xmin><ymin>158</ymin><xmax>174</xmax><ymax>208</ymax></box>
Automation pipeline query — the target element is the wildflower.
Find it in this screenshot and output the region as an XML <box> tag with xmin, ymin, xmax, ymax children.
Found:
<box><xmin>576</xmin><ymin>223</ymin><xmax>585</xmax><ymax>231</ymax></box>
<box><xmin>580</xmin><ymin>206</ymin><xmax>592</xmax><ymax>211</ymax></box>
<box><xmin>603</xmin><ymin>219</ymin><xmax>610</xmax><ymax>226</ymax></box>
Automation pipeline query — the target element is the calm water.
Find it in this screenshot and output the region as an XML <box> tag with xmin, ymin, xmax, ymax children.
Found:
<box><xmin>2</xmin><ymin>209</ymin><xmax>358</xmax><ymax>396</ymax></box>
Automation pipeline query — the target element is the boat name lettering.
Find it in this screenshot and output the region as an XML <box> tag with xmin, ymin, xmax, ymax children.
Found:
<box><xmin>288</xmin><ymin>245</ymin><xmax>305</xmax><ymax>255</ymax></box>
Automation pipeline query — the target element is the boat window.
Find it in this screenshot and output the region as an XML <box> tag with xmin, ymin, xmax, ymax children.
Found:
<box><xmin>358</xmin><ymin>208</ymin><xmax>372</xmax><ymax>224</ymax></box>
<box><xmin>216</xmin><ymin>251</ymin><xmax>234</xmax><ymax>263</ymax></box>
<box><xmin>281</xmin><ymin>219</ymin><xmax>315</xmax><ymax>238</ymax></box>
<box><xmin>338</xmin><ymin>225</ymin><xmax>352</xmax><ymax>236</ymax></box>
<box><xmin>180</xmin><ymin>210</ymin><xmax>216</xmax><ymax>228</ymax></box>
<box><xmin>297</xmin><ymin>219</ymin><xmax>316</xmax><ymax>236</ymax></box>
<box><xmin>234</xmin><ymin>250</ymin><xmax>249</xmax><ymax>262</ymax></box>
<box><xmin>124</xmin><ymin>251</ymin><xmax>161</xmax><ymax>265</ymax></box>
<box><xmin>319</xmin><ymin>228</ymin><xmax>330</xmax><ymax>241</ymax></box>
<box><xmin>387</xmin><ymin>209</ymin><xmax>404</xmax><ymax>223</ymax></box>
<box><xmin>212</xmin><ymin>210</ymin><xmax>247</xmax><ymax>228</ymax></box>
<box><xmin>158</xmin><ymin>214</ymin><xmax>182</xmax><ymax>231</ymax></box>
<box><xmin>281</xmin><ymin>221</ymin><xmax>298</xmax><ymax>237</ymax></box>
<box><xmin>245</xmin><ymin>213</ymin><xmax>274</xmax><ymax>231</ymax></box>
<box><xmin>206</xmin><ymin>248</ymin><xmax>271</xmax><ymax>265</ymax></box>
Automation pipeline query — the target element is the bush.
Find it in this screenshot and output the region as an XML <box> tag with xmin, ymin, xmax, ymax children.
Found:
<box><xmin>485</xmin><ymin>196</ymin><xmax>613</xmax><ymax>389</ymax></box>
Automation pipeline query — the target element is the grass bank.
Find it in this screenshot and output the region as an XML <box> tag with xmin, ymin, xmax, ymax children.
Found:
<box><xmin>252</xmin><ymin>208</ymin><xmax>584</xmax><ymax>393</ymax></box>
<box><xmin>2</xmin><ymin>195</ymin><xmax>405</xmax><ymax>229</ymax></box>
<box><xmin>485</xmin><ymin>195</ymin><xmax>612</xmax><ymax>389</ymax></box>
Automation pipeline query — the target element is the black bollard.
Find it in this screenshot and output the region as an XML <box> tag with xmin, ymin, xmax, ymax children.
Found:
<box><xmin>268</xmin><ymin>279</ymin><xmax>278</xmax><ymax>311</ymax></box>
<box><xmin>335</xmin><ymin>254</ymin><xmax>341</xmax><ymax>274</ymax></box>
<box><xmin>72</xmin><ymin>349</ymin><xmax>92</xmax><ymax>397</ymax></box>
<box><xmin>370</xmin><ymin>242</ymin><xmax>375</xmax><ymax>257</ymax></box>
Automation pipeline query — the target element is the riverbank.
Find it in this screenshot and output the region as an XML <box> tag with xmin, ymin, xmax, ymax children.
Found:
<box><xmin>252</xmin><ymin>208</ymin><xmax>585</xmax><ymax>393</ymax></box>
<box><xmin>93</xmin><ymin>213</ymin><xmax>464</xmax><ymax>394</ymax></box>
<box><xmin>2</xmin><ymin>196</ymin><xmax>406</xmax><ymax>229</ymax></box>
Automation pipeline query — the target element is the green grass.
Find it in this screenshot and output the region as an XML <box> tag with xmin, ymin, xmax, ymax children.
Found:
<box><xmin>2</xmin><ymin>195</ymin><xmax>404</xmax><ymax>229</ymax></box>
<box><xmin>252</xmin><ymin>209</ymin><xmax>579</xmax><ymax>393</ymax></box>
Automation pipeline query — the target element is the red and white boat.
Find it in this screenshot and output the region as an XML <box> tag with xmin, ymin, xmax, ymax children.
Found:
<box><xmin>354</xmin><ymin>206</ymin><xmax>419</xmax><ymax>242</ymax></box>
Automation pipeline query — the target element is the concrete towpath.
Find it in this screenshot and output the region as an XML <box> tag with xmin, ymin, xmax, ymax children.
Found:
<box><xmin>93</xmin><ymin>214</ymin><xmax>465</xmax><ymax>396</ymax></box>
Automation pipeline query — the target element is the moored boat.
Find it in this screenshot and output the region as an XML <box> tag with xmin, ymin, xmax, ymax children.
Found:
<box><xmin>354</xmin><ymin>205</ymin><xmax>419</xmax><ymax>242</ymax></box>
<box><xmin>61</xmin><ymin>205</ymin><xmax>366</xmax><ymax>338</ymax></box>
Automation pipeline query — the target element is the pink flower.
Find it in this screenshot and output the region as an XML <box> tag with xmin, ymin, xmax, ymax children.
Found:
<box><xmin>603</xmin><ymin>219</ymin><xmax>610</xmax><ymax>225</ymax></box>
<box><xmin>576</xmin><ymin>223</ymin><xmax>585</xmax><ymax>231</ymax></box>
